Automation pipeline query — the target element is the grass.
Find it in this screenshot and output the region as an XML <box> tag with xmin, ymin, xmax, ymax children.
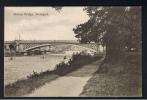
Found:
<box><xmin>80</xmin><ymin>51</ymin><xmax>142</xmax><ymax>97</ymax></box>
<box><xmin>5</xmin><ymin>52</ymin><xmax>102</xmax><ymax>97</ymax></box>
<box><xmin>5</xmin><ymin>72</ymin><xmax>59</xmax><ymax>97</ymax></box>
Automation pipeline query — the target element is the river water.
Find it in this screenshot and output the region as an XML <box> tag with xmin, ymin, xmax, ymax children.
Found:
<box><xmin>4</xmin><ymin>53</ymin><xmax>71</xmax><ymax>86</ymax></box>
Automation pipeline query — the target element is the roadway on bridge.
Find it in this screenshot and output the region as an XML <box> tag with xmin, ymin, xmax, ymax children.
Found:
<box><xmin>25</xmin><ymin>58</ymin><xmax>103</xmax><ymax>97</ymax></box>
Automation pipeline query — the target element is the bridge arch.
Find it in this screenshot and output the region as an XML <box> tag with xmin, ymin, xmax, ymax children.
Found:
<box><xmin>24</xmin><ymin>44</ymin><xmax>52</xmax><ymax>52</ymax></box>
<box><xmin>22</xmin><ymin>43</ymin><xmax>98</xmax><ymax>55</ymax></box>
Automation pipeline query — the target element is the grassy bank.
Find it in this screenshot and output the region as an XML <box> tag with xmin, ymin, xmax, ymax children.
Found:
<box><xmin>80</xmin><ymin>52</ymin><xmax>142</xmax><ymax>96</ymax></box>
<box><xmin>5</xmin><ymin>52</ymin><xmax>102</xmax><ymax>96</ymax></box>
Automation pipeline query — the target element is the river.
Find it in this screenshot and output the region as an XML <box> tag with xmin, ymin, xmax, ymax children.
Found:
<box><xmin>4</xmin><ymin>53</ymin><xmax>71</xmax><ymax>86</ymax></box>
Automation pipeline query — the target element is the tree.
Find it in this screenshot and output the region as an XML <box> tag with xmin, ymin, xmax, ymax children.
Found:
<box><xmin>73</xmin><ymin>21</ymin><xmax>92</xmax><ymax>43</ymax></box>
<box><xmin>73</xmin><ymin>6</ymin><xmax>141</xmax><ymax>64</ymax></box>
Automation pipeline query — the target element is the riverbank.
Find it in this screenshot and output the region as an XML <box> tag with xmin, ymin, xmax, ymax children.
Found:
<box><xmin>26</xmin><ymin>59</ymin><xmax>103</xmax><ymax>97</ymax></box>
<box><xmin>5</xmin><ymin>53</ymin><xmax>102</xmax><ymax>96</ymax></box>
<box><xmin>80</xmin><ymin>52</ymin><xmax>142</xmax><ymax>96</ymax></box>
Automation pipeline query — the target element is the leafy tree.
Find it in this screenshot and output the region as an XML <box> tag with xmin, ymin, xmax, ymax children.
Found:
<box><xmin>73</xmin><ymin>6</ymin><xmax>141</xmax><ymax>64</ymax></box>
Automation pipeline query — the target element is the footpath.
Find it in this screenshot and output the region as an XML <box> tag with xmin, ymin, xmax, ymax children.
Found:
<box><xmin>25</xmin><ymin>59</ymin><xmax>103</xmax><ymax>97</ymax></box>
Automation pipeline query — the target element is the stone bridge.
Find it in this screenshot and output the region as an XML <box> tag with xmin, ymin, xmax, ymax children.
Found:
<box><xmin>4</xmin><ymin>40</ymin><xmax>103</xmax><ymax>55</ymax></box>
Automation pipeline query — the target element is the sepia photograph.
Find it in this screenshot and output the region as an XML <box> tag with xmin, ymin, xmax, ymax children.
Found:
<box><xmin>4</xmin><ymin>6</ymin><xmax>142</xmax><ymax>97</ymax></box>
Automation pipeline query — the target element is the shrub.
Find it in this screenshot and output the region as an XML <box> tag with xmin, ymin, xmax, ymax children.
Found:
<box><xmin>52</xmin><ymin>52</ymin><xmax>101</xmax><ymax>76</ymax></box>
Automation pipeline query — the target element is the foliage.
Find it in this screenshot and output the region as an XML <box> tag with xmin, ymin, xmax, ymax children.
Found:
<box><xmin>74</xmin><ymin>7</ymin><xmax>141</xmax><ymax>49</ymax></box>
<box><xmin>53</xmin><ymin>52</ymin><xmax>100</xmax><ymax>75</ymax></box>
<box><xmin>73</xmin><ymin>7</ymin><xmax>141</xmax><ymax>63</ymax></box>
<box><xmin>52</xmin><ymin>6</ymin><xmax>62</xmax><ymax>12</ymax></box>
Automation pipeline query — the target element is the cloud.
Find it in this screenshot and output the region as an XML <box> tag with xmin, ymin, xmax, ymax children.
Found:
<box><xmin>5</xmin><ymin>7</ymin><xmax>89</xmax><ymax>41</ymax></box>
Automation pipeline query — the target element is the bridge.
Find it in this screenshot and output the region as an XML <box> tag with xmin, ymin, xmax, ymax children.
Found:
<box><xmin>4</xmin><ymin>40</ymin><xmax>103</xmax><ymax>55</ymax></box>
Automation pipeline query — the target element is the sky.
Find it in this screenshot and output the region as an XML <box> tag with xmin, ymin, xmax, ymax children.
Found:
<box><xmin>4</xmin><ymin>7</ymin><xmax>89</xmax><ymax>41</ymax></box>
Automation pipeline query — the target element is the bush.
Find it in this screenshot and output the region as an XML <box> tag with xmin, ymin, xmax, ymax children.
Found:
<box><xmin>53</xmin><ymin>52</ymin><xmax>101</xmax><ymax>76</ymax></box>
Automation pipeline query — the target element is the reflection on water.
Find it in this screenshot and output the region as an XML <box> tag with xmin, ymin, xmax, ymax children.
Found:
<box><xmin>4</xmin><ymin>53</ymin><xmax>71</xmax><ymax>85</ymax></box>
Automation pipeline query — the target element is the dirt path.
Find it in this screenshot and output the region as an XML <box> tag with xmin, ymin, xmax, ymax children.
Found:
<box><xmin>24</xmin><ymin>59</ymin><xmax>103</xmax><ymax>97</ymax></box>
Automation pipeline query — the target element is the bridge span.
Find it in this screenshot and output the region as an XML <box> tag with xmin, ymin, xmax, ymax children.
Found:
<box><xmin>4</xmin><ymin>40</ymin><xmax>103</xmax><ymax>55</ymax></box>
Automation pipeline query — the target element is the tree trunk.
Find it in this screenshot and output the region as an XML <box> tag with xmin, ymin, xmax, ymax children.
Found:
<box><xmin>105</xmin><ymin>42</ymin><xmax>125</xmax><ymax>63</ymax></box>
<box><xmin>97</xmin><ymin>42</ymin><xmax>125</xmax><ymax>73</ymax></box>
